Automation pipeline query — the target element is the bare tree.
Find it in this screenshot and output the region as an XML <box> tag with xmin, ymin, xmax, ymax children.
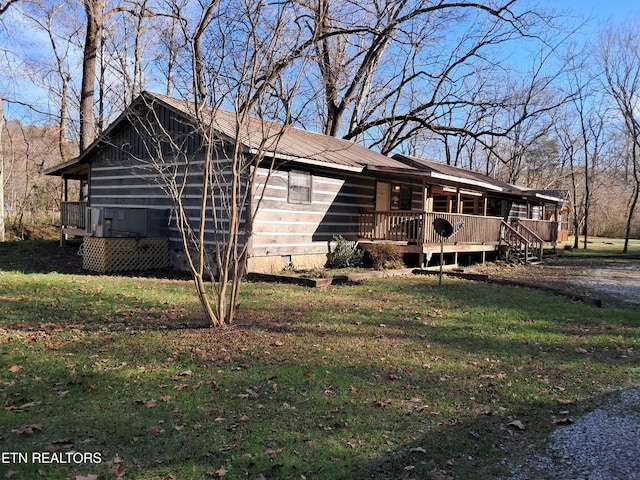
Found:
<box><xmin>0</xmin><ymin>96</ymin><xmax>4</xmax><ymax>242</ymax></box>
<box><xmin>129</xmin><ymin>0</ymin><xmax>316</xmax><ymax>326</ymax></box>
<box><xmin>79</xmin><ymin>0</ymin><xmax>160</xmax><ymax>151</ymax></box>
<box><xmin>306</xmin><ymin>0</ymin><xmax>558</xmax><ymax>157</ymax></box>
<box><xmin>79</xmin><ymin>0</ymin><xmax>106</xmax><ymax>151</ymax></box>
<box><xmin>0</xmin><ymin>0</ymin><xmax>19</xmax><ymax>15</ymax></box>
<box><xmin>21</xmin><ymin>0</ymin><xmax>83</xmax><ymax>161</ymax></box>
<box><xmin>597</xmin><ymin>19</ymin><xmax>640</xmax><ymax>253</ymax></box>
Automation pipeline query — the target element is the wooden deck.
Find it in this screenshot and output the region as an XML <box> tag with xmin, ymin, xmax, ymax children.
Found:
<box><xmin>60</xmin><ymin>201</ymin><xmax>89</xmax><ymax>245</ymax></box>
<box><xmin>358</xmin><ymin>211</ymin><xmax>559</xmax><ymax>263</ymax></box>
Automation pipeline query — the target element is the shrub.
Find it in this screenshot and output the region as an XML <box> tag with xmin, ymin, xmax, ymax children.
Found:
<box><xmin>326</xmin><ymin>236</ymin><xmax>365</xmax><ymax>268</ymax></box>
<box><xmin>367</xmin><ymin>243</ymin><xmax>404</xmax><ymax>270</ymax></box>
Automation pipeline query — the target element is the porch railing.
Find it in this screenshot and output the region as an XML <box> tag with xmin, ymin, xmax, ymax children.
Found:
<box><xmin>517</xmin><ymin>218</ymin><xmax>559</xmax><ymax>243</ymax></box>
<box><xmin>61</xmin><ymin>201</ymin><xmax>87</xmax><ymax>229</ymax></box>
<box><xmin>359</xmin><ymin>211</ymin><xmax>504</xmax><ymax>245</ymax></box>
<box><xmin>423</xmin><ymin>213</ymin><xmax>503</xmax><ymax>244</ymax></box>
<box><xmin>359</xmin><ymin>211</ymin><xmax>424</xmax><ymax>243</ymax></box>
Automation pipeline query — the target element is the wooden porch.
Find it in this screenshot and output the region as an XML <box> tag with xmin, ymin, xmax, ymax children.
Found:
<box><xmin>358</xmin><ymin>211</ymin><xmax>559</xmax><ymax>264</ymax></box>
<box><xmin>60</xmin><ymin>201</ymin><xmax>88</xmax><ymax>244</ymax></box>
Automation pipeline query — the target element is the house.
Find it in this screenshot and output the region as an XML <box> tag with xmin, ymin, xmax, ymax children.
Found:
<box><xmin>46</xmin><ymin>91</ymin><xmax>565</xmax><ymax>273</ymax></box>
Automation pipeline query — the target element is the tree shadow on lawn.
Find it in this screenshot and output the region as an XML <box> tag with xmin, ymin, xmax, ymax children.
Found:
<box><xmin>0</xmin><ymin>239</ymin><xmax>191</xmax><ymax>280</ymax></box>
<box><xmin>2</xmin><ymin>327</ymin><xmax>634</xmax><ymax>480</ymax></box>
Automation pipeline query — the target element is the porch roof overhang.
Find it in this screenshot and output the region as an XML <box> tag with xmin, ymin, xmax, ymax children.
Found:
<box><xmin>533</xmin><ymin>191</ymin><xmax>567</xmax><ymax>204</ymax></box>
<box><xmin>44</xmin><ymin>156</ymin><xmax>89</xmax><ymax>179</ymax></box>
<box><xmin>365</xmin><ymin>164</ymin><xmax>506</xmax><ymax>192</ymax></box>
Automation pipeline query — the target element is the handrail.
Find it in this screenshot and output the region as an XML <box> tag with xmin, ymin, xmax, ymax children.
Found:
<box><xmin>516</xmin><ymin>221</ymin><xmax>544</xmax><ymax>243</ymax></box>
<box><xmin>516</xmin><ymin>220</ymin><xmax>544</xmax><ymax>260</ymax></box>
<box><xmin>501</xmin><ymin>220</ymin><xmax>530</xmax><ymax>262</ymax></box>
<box><xmin>359</xmin><ymin>211</ymin><xmax>504</xmax><ymax>245</ymax></box>
<box><xmin>501</xmin><ymin>221</ymin><xmax>528</xmax><ymax>244</ymax></box>
<box><xmin>517</xmin><ymin>218</ymin><xmax>559</xmax><ymax>243</ymax></box>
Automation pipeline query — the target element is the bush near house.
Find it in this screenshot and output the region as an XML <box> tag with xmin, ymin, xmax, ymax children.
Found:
<box><xmin>326</xmin><ymin>235</ymin><xmax>365</xmax><ymax>268</ymax></box>
<box><xmin>366</xmin><ymin>242</ymin><xmax>404</xmax><ymax>270</ymax></box>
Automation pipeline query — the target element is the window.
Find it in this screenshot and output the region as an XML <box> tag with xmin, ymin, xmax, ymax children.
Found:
<box><xmin>391</xmin><ymin>184</ymin><xmax>413</xmax><ymax>210</ymax></box>
<box><xmin>288</xmin><ymin>170</ymin><xmax>312</xmax><ymax>204</ymax></box>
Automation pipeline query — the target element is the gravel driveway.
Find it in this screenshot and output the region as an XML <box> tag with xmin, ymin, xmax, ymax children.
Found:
<box><xmin>474</xmin><ymin>257</ymin><xmax>640</xmax><ymax>311</ymax></box>
<box><xmin>489</xmin><ymin>258</ymin><xmax>640</xmax><ymax>479</ymax></box>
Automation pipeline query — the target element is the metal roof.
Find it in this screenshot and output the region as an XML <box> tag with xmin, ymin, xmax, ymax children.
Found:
<box><xmin>43</xmin><ymin>93</ymin><xmax>567</xmax><ymax>206</ymax></box>
<box><xmin>46</xmin><ymin>91</ymin><xmax>410</xmax><ymax>176</ymax></box>
<box><xmin>391</xmin><ymin>153</ymin><xmax>566</xmax><ymax>202</ymax></box>
<box><xmin>148</xmin><ymin>92</ymin><xmax>409</xmax><ymax>171</ymax></box>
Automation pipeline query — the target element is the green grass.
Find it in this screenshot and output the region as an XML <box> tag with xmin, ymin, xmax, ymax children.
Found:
<box><xmin>558</xmin><ymin>236</ymin><xmax>640</xmax><ymax>257</ymax></box>
<box><xmin>1</xmin><ymin>242</ymin><xmax>639</xmax><ymax>479</ymax></box>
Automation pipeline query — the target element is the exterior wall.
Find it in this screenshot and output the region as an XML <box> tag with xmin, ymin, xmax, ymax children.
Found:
<box><xmin>86</xmin><ymin>108</ymin><xmax>249</xmax><ymax>271</ymax></box>
<box><xmin>248</xmin><ymin>166</ymin><xmax>377</xmax><ymax>271</ymax></box>
<box><xmin>506</xmin><ymin>201</ymin><xmax>528</xmax><ymax>224</ymax></box>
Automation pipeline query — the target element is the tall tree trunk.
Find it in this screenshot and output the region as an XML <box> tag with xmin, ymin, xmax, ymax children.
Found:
<box><xmin>623</xmin><ymin>141</ymin><xmax>640</xmax><ymax>253</ymax></box>
<box><xmin>0</xmin><ymin>96</ymin><xmax>4</xmax><ymax>242</ymax></box>
<box><xmin>80</xmin><ymin>0</ymin><xmax>105</xmax><ymax>152</ymax></box>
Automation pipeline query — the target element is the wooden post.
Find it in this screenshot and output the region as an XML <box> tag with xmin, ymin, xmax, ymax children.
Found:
<box><xmin>60</xmin><ymin>175</ymin><xmax>68</xmax><ymax>246</ymax></box>
<box><xmin>438</xmin><ymin>236</ymin><xmax>444</xmax><ymax>286</ymax></box>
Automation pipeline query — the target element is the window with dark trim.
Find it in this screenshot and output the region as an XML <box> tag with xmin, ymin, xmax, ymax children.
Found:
<box><xmin>288</xmin><ymin>170</ymin><xmax>312</xmax><ymax>204</ymax></box>
<box><xmin>391</xmin><ymin>184</ymin><xmax>413</xmax><ymax>210</ymax></box>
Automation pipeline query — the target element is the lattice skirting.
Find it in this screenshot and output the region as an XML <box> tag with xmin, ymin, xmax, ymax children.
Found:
<box><xmin>83</xmin><ymin>237</ymin><xmax>169</xmax><ymax>273</ymax></box>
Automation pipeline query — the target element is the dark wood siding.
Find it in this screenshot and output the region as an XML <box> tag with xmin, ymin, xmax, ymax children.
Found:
<box><xmin>88</xmin><ymin>108</ymin><xmax>244</xmax><ymax>253</ymax></box>
<box><xmin>250</xmin><ymin>167</ymin><xmax>375</xmax><ymax>256</ymax></box>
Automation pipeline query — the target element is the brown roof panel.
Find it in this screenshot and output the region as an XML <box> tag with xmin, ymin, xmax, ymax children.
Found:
<box><xmin>148</xmin><ymin>92</ymin><xmax>408</xmax><ymax>171</ymax></box>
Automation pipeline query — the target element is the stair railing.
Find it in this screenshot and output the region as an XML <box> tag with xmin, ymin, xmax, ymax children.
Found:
<box><xmin>515</xmin><ymin>220</ymin><xmax>545</xmax><ymax>261</ymax></box>
<box><xmin>500</xmin><ymin>221</ymin><xmax>530</xmax><ymax>263</ymax></box>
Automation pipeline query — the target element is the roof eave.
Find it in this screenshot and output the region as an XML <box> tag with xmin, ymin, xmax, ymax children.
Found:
<box><xmin>249</xmin><ymin>148</ymin><xmax>365</xmax><ymax>173</ymax></box>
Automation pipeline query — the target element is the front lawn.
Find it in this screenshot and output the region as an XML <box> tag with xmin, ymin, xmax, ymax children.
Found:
<box><xmin>1</xmin><ymin>246</ymin><xmax>638</xmax><ymax>479</ymax></box>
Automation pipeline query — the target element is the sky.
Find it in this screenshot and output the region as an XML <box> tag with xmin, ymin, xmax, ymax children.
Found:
<box><xmin>2</xmin><ymin>0</ymin><xmax>640</xmax><ymax>124</ymax></box>
<box><xmin>541</xmin><ymin>0</ymin><xmax>640</xmax><ymax>26</ymax></box>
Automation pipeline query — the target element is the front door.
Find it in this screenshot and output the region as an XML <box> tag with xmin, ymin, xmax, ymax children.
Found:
<box><xmin>376</xmin><ymin>181</ymin><xmax>391</xmax><ymax>211</ymax></box>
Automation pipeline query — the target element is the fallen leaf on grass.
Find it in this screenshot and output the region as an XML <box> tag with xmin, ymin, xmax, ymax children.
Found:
<box><xmin>206</xmin><ymin>468</ymin><xmax>227</xmax><ymax>477</ymax></box>
<box><xmin>553</xmin><ymin>417</ymin><xmax>574</xmax><ymax>425</ymax></box>
<box><xmin>13</xmin><ymin>424</ymin><xmax>43</xmax><ymax>436</ymax></box>
<box><xmin>409</xmin><ymin>447</ymin><xmax>427</xmax><ymax>453</ymax></box>
<box><xmin>45</xmin><ymin>438</ymin><xmax>73</xmax><ymax>451</ymax></box>
<box><xmin>575</xmin><ymin>347</ymin><xmax>589</xmax><ymax>354</ymax></box>
<box><xmin>428</xmin><ymin>469</ymin><xmax>454</xmax><ymax>480</ymax></box>
<box><xmin>109</xmin><ymin>456</ymin><xmax>126</xmax><ymax>477</ymax></box>
<box><xmin>507</xmin><ymin>419</ymin><xmax>525</xmax><ymax>430</ymax></box>
<box><xmin>5</xmin><ymin>401</ymin><xmax>36</xmax><ymax>412</ymax></box>
<box><xmin>8</xmin><ymin>364</ymin><xmax>23</xmax><ymax>373</ymax></box>
<box><xmin>75</xmin><ymin>475</ymin><xmax>98</xmax><ymax>480</ymax></box>
<box><xmin>147</xmin><ymin>426</ymin><xmax>165</xmax><ymax>436</ymax></box>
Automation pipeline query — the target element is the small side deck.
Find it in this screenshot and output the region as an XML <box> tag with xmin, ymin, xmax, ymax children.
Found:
<box><xmin>60</xmin><ymin>201</ymin><xmax>89</xmax><ymax>244</ymax></box>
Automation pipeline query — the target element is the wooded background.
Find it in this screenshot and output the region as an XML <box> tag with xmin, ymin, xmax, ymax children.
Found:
<box><xmin>1</xmin><ymin>0</ymin><xmax>639</xmax><ymax>243</ymax></box>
